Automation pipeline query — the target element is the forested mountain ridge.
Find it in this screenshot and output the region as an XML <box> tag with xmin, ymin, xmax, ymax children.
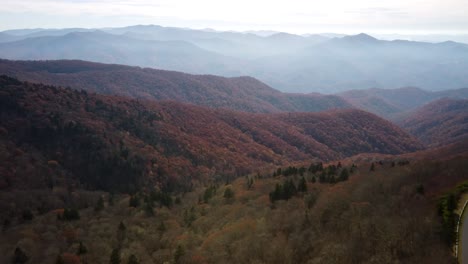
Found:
<box><xmin>396</xmin><ymin>98</ymin><xmax>468</xmax><ymax>147</ymax></box>
<box><xmin>339</xmin><ymin>86</ymin><xmax>468</xmax><ymax>119</ymax></box>
<box><xmin>0</xmin><ymin>76</ymin><xmax>422</xmax><ymax>193</ymax></box>
<box><xmin>0</xmin><ymin>59</ymin><xmax>352</xmax><ymax>113</ymax></box>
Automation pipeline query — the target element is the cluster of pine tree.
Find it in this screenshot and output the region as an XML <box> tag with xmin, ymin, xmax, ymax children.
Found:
<box><xmin>272</xmin><ymin>162</ymin><xmax>354</xmax><ymax>185</ymax></box>
<box><xmin>57</xmin><ymin>208</ymin><xmax>80</xmax><ymax>221</ymax></box>
<box><xmin>269</xmin><ymin>177</ymin><xmax>307</xmax><ymax>203</ymax></box>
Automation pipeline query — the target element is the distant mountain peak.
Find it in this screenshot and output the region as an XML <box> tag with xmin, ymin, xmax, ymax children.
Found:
<box><xmin>267</xmin><ymin>32</ymin><xmax>303</xmax><ymax>40</ymax></box>
<box><xmin>342</xmin><ymin>33</ymin><xmax>378</xmax><ymax>42</ymax></box>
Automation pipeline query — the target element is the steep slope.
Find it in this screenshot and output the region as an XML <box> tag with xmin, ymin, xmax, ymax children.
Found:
<box><xmin>0</xmin><ymin>76</ymin><xmax>422</xmax><ymax>192</ymax></box>
<box><xmin>0</xmin><ymin>59</ymin><xmax>351</xmax><ymax>113</ymax></box>
<box><xmin>396</xmin><ymin>98</ymin><xmax>468</xmax><ymax>147</ymax></box>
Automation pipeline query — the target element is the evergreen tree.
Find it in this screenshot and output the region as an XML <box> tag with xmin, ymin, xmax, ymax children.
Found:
<box><xmin>203</xmin><ymin>186</ymin><xmax>216</xmax><ymax>203</ymax></box>
<box><xmin>327</xmin><ymin>165</ymin><xmax>337</xmax><ymax>176</ymax></box>
<box><xmin>129</xmin><ymin>195</ymin><xmax>140</xmax><ymax>207</ymax></box>
<box><xmin>77</xmin><ymin>242</ymin><xmax>88</xmax><ymax>255</ymax></box>
<box><xmin>276</xmin><ymin>168</ymin><xmax>282</xmax><ymax>176</ymax></box>
<box><xmin>118</xmin><ymin>221</ymin><xmax>126</xmax><ymax>232</ymax></box>
<box><xmin>298</xmin><ymin>177</ymin><xmax>307</xmax><ymax>193</ymax></box>
<box><xmin>108</xmin><ymin>193</ymin><xmax>115</xmax><ymax>206</ymax></box>
<box><xmin>299</xmin><ymin>167</ymin><xmax>306</xmax><ymax>176</ymax></box>
<box><xmin>247</xmin><ymin>177</ymin><xmax>254</xmax><ymax>189</ymax></box>
<box><xmin>117</xmin><ymin>221</ymin><xmax>126</xmax><ymax>244</ymax></box>
<box><xmin>158</xmin><ymin>221</ymin><xmax>167</xmax><ymax>234</ymax></box>
<box><xmin>283</xmin><ymin>179</ymin><xmax>297</xmax><ymax>199</ymax></box>
<box><xmin>174</xmin><ymin>245</ymin><xmax>185</xmax><ymax>264</ymax></box>
<box><xmin>55</xmin><ymin>255</ymin><xmax>64</xmax><ymax>264</ymax></box>
<box><xmin>416</xmin><ymin>184</ymin><xmax>425</xmax><ymax>195</ymax></box>
<box><xmin>22</xmin><ymin>209</ymin><xmax>33</xmax><ymax>221</ymax></box>
<box><xmin>223</xmin><ymin>187</ymin><xmax>235</xmax><ymax>200</ymax></box>
<box><xmin>183</xmin><ymin>207</ymin><xmax>197</xmax><ymax>227</ymax></box>
<box><xmin>61</xmin><ymin>208</ymin><xmax>80</xmax><ymax>221</ymax></box>
<box><xmin>127</xmin><ymin>254</ymin><xmax>139</xmax><ymax>264</ymax></box>
<box><xmin>95</xmin><ymin>196</ymin><xmax>105</xmax><ymax>212</ymax></box>
<box><xmin>317</xmin><ymin>162</ymin><xmax>323</xmax><ymax>171</ymax></box>
<box><xmin>270</xmin><ymin>183</ymin><xmax>282</xmax><ymax>202</ymax></box>
<box><xmin>12</xmin><ymin>247</ymin><xmax>28</xmax><ymax>264</ymax></box>
<box><xmin>339</xmin><ymin>168</ymin><xmax>349</xmax><ymax>181</ymax></box>
<box><xmin>110</xmin><ymin>248</ymin><xmax>120</xmax><ymax>264</ymax></box>
<box><xmin>319</xmin><ymin>171</ymin><xmax>326</xmax><ymax>183</ymax></box>
<box><xmin>144</xmin><ymin>202</ymin><xmax>154</xmax><ymax>217</ymax></box>
<box><xmin>160</xmin><ymin>192</ymin><xmax>173</xmax><ymax>208</ymax></box>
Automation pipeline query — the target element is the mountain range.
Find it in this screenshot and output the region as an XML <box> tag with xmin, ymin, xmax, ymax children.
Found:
<box><xmin>1</xmin><ymin>25</ymin><xmax>468</xmax><ymax>93</ymax></box>
<box><xmin>0</xmin><ymin>75</ymin><xmax>422</xmax><ymax>192</ymax></box>
<box><xmin>0</xmin><ymin>59</ymin><xmax>351</xmax><ymax>113</ymax></box>
<box><xmin>3</xmin><ymin>59</ymin><xmax>468</xmax><ymax>149</ymax></box>
<box><xmin>338</xmin><ymin>86</ymin><xmax>468</xmax><ymax>119</ymax></box>
<box><xmin>1</xmin><ymin>25</ymin><xmax>468</xmax><ymax>264</ymax></box>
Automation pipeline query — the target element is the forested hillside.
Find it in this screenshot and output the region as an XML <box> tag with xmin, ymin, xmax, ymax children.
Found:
<box><xmin>0</xmin><ymin>59</ymin><xmax>351</xmax><ymax>113</ymax></box>
<box><xmin>0</xmin><ymin>75</ymin><xmax>422</xmax><ymax>193</ymax></box>
<box><xmin>396</xmin><ymin>98</ymin><xmax>468</xmax><ymax>147</ymax></box>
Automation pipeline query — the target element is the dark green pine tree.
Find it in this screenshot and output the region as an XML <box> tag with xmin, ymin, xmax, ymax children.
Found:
<box><xmin>77</xmin><ymin>241</ymin><xmax>88</xmax><ymax>255</ymax></box>
<box><xmin>13</xmin><ymin>247</ymin><xmax>29</xmax><ymax>264</ymax></box>
<box><xmin>319</xmin><ymin>171</ymin><xmax>326</xmax><ymax>183</ymax></box>
<box><xmin>117</xmin><ymin>221</ymin><xmax>126</xmax><ymax>245</ymax></box>
<box><xmin>174</xmin><ymin>245</ymin><xmax>185</xmax><ymax>264</ymax></box>
<box><xmin>298</xmin><ymin>177</ymin><xmax>307</xmax><ymax>193</ymax></box>
<box><xmin>127</xmin><ymin>254</ymin><xmax>139</xmax><ymax>264</ymax></box>
<box><xmin>339</xmin><ymin>168</ymin><xmax>349</xmax><ymax>181</ymax></box>
<box><xmin>269</xmin><ymin>183</ymin><xmax>282</xmax><ymax>203</ymax></box>
<box><xmin>108</xmin><ymin>193</ymin><xmax>115</xmax><ymax>206</ymax></box>
<box><xmin>129</xmin><ymin>195</ymin><xmax>140</xmax><ymax>207</ymax></box>
<box><xmin>95</xmin><ymin>196</ymin><xmax>105</xmax><ymax>212</ymax></box>
<box><xmin>110</xmin><ymin>248</ymin><xmax>121</xmax><ymax>264</ymax></box>
<box><xmin>283</xmin><ymin>179</ymin><xmax>297</xmax><ymax>199</ymax></box>
<box><xmin>22</xmin><ymin>209</ymin><xmax>34</xmax><ymax>221</ymax></box>
<box><xmin>223</xmin><ymin>187</ymin><xmax>235</xmax><ymax>199</ymax></box>
<box><xmin>56</xmin><ymin>255</ymin><xmax>64</xmax><ymax>264</ymax></box>
<box><xmin>144</xmin><ymin>201</ymin><xmax>154</xmax><ymax>217</ymax></box>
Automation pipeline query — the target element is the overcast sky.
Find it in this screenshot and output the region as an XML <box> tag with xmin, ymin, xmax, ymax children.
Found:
<box><xmin>1</xmin><ymin>0</ymin><xmax>467</xmax><ymax>34</ymax></box>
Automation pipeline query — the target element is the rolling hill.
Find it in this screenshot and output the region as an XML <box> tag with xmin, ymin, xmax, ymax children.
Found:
<box><xmin>338</xmin><ymin>87</ymin><xmax>468</xmax><ymax>118</ymax></box>
<box><xmin>0</xmin><ymin>59</ymin><xmax>352</xmax><ymax>113</ymax></box>
<box><xmin>0</xmin><ymin>75</ymin><xmax>422</xmax><ymax>192</ymax></box>
<box><xmin>396</xmin><ymin>98</ymin><xmax>468</xmax><ymax>147</ymax></box>
<box><xmin>0</xmin><ymin>31</ymin><xmax>245</xmax><ymax>76</ymax></box>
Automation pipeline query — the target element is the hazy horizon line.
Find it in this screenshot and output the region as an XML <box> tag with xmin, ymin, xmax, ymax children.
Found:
<box><xmin>2</xmin><ymin>24</ymin><xmax>468</xmax><ymax>37</ymax></box>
